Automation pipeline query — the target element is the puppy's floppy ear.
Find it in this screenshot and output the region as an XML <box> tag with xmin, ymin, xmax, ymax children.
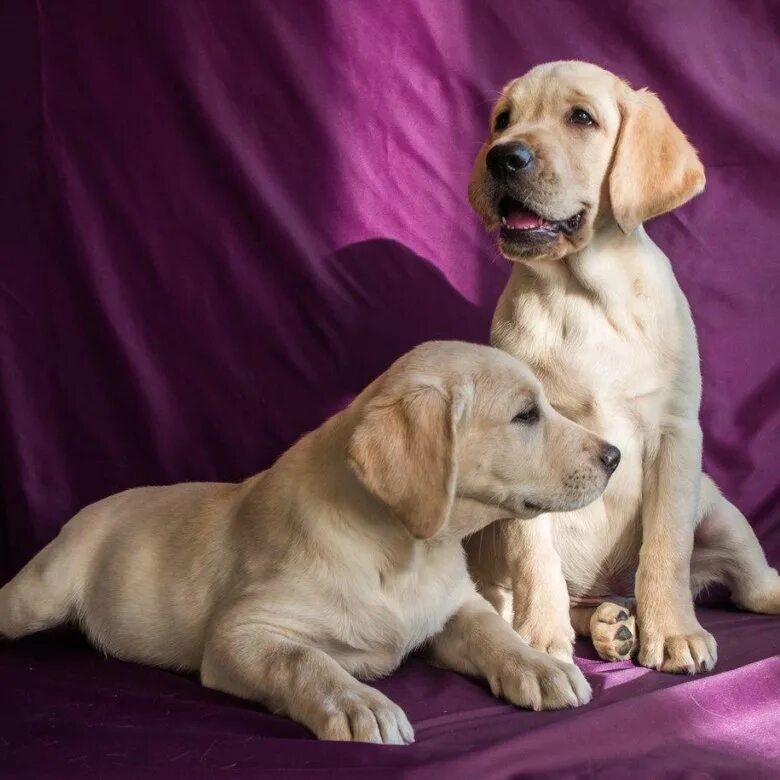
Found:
<box><xmin>609</xmin><ymin>86</ymin><xmax>705</xmax><ymax>234</ymax></box>
<box><xmin>348</xmin><ymin>381</ymin><xmax>468</xmax><ymax>540</ymax></box>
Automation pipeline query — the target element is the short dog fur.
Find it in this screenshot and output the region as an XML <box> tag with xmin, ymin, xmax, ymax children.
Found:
<box><xmin>0</xmin><ymin>341</ymin><xmax>618</xmax><ymax>742</ymax></box>
<box><xmin>467</xmin><ymin>61</ymin><xmax>780</xmax><ymax>673</ymax></box>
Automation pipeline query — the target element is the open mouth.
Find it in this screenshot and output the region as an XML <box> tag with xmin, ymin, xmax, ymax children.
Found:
<box><xmin>498</xmin><ymin>196</ymin><xmax>583</xmax><ymax>244</ymax></box>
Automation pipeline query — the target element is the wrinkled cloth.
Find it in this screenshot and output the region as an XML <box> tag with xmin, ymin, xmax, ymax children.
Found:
<box><xmin>1</xmin><ymin>1</ymin><xmax>778</xmax><ymax>777</ymax></box>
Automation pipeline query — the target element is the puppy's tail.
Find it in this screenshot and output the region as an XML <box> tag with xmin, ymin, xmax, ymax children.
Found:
<box><xmin>0</xmin><ymin>528</ymin><xmax>80</xmax><ymax>639</ymax></box>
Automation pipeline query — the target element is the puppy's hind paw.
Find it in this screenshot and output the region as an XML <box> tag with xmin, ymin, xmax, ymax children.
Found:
<box><xmin>733</xmin><ymin>573</ymin><xmax>780</xmax><ymax>615</ymax></box>
<box><xmin>590</xmin><ymin>601</ymin><xmax>638</xmax><ymax>662</ymax></box>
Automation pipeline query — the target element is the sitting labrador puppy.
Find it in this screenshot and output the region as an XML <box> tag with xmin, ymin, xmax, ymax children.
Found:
<box><xmin>466</xmin><ymin>61</ymin><xmax>780</xmax><ymax>673</ymax></box>
<box><xmin>0</xmin><ymin>341</ymin><xmax>618</xmax><ymax>743</ymax></box>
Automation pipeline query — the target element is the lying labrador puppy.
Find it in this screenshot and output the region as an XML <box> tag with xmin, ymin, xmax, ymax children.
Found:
<box><xmin>0</xmin><ymin>341</ymin><xmax>619</xmax><ymax>743</ymax></box>
<box><xmin>466</xmin><ymin>61</ymin><xmax>780</xmax><ymax>673</ymax></box>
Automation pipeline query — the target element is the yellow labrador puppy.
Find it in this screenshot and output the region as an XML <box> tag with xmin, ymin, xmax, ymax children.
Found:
<box><xmin>0</xmin><ymin>341</ymin><xmax>617</xmax><ymax>743</ymax></box>
<box><xmin>467</xmin><ymin>61</ymin><xmax>780</xmax><ymax>673</ymax></box>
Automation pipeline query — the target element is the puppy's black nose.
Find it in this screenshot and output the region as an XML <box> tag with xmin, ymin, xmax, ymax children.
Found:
<box><xmin>599</xmin><ymin>444</ymin><xmax>621</xmax><ymax>474</ymax></box>
<box><xmin>486</xmin><ymin>143</ymin><xmax>534</xmax><ymax>179</ymax></box>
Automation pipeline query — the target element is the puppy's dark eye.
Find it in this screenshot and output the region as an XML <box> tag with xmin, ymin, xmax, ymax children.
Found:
<box><xmin>494</xmin><ymin>110</ymin><xmax>511</xmax><ymax>131</ymax></box>
<box><xmin>569</xmin><ymin>107</ymin><xmax>595</xmax><ymax>127</ymax></box>
<box><xmin>513</xmin><ymin>406</ymin><xmax>539</xmax><ymax>425</ymax></box>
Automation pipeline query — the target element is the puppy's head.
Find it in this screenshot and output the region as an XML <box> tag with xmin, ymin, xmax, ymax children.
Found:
<box><xmin>469</xmin><ymin>61</ymin><xmax>705</xmax><ymax>262</ymax></box>
<box><xmin>348</xmin><ymin>341</ymin><xmax>619</xmax><ymax>540</ymax></box>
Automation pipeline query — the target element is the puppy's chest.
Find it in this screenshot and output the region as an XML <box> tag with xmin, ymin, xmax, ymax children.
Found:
<box><xmin>377</xmin><ymin>544</ymin><xmax>467</xmax><ymax>647</ymax></box>
<box><xmin>328</xmin><ymin>543</ymin><xmax>468</xmax><ymax>676</ymax></box>
<box><xmin>498</xmin><ymin>295</ymin><xmax>669</xmax><ymax>436</ymax></box>
<box><xmin>498</xmin><ymin>293</ymin><xmax>674</xmax><ymax>517</ymax></box>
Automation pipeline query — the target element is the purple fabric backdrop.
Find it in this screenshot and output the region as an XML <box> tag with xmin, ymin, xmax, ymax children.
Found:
<box><xmin>1</xmin><ymin>1</ymin><xmax>778</xmax><ymax>777</ymax></box>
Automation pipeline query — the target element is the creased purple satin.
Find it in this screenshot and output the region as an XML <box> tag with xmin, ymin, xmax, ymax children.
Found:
<box><xmin>1</xmin><ymin>1</ymin><xmax>778</xmax><ymax>777</ymax></box>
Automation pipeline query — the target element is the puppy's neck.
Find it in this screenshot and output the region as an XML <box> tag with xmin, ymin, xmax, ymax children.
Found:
<box><xmin>567</xmin><ymin>222</ymin><xmax>656</xmax><ymax>295</ymax></box>
<box><xmin>446</xmin><ymin>496</ymin><xmax>522</xmax><ymax>540</ymax></box>
<box><xmin>504</xmin><ymin>223</ymin><xmax>666</xmax><ymax>319</ymax></box>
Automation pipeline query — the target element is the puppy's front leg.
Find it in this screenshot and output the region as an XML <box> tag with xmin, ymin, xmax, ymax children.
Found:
<box><xmin>636</xmin><ymin>421</ymin><xmax>716</xmax><ymax>674</ymax></box>
<box><xmin>430</xmin><ymin>594</ymin><xmax>591</xmax><ymax>710</ymax></box>
<box><xmin>201</xmin><ymin>612</ymin><xmax>414</xmax><ymax>744</ymax></box>
<box><xmin>504</xmin><ymin>518</ymin><xmax>575</xmax><ymax>662</ymax></box>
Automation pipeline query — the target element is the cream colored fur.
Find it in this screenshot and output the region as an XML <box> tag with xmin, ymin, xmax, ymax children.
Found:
<box><xmin>0</xmin><ymin>341</ymin><xmax>615</xmax><ymax>742</ymax></box>
<box><xmin>467</xmin><ymin>61</ymin><xmax>780</xmax><ymax>673</ymax></box>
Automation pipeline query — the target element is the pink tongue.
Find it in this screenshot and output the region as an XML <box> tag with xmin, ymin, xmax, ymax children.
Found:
<box><xmin>506</xmin><ymin>208</ymin><xmax>545</xmax><ymax>229</ymax></box>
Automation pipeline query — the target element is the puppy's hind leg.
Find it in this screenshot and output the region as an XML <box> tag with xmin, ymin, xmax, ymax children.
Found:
<box><xmin>692</xmin><ymin>475</ymin><xmax>780</xmax><ymax>614</ymax></box>
<box><xmin>0</xmin><ymin>532</ymin><xmax>80</xmax><ymax>639</ymax></box>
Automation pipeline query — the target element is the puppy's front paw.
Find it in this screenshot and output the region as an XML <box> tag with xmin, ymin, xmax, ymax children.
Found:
<box><xmin>590</xmin><ymin>601</ymin><xmax>637</xmax><ymax>662</ymax></box>
<box><xmin>317</xmin><ymin>686</ymin><xmax>414</xmax><ymax>744</ymax></box>
<box><xmin>638</xmin><ymin>620</ymin><xmax>717</xmax><ymax>675</ymax></box>
<box><xmin>487</xmin><ymin>648</ymin><xmax>591</xmax><ymax>711</ymax></box>
<box><xmin>513</xmin><ymin>615</ymin><xmax>575</xmax><ymax>663</ymax></box>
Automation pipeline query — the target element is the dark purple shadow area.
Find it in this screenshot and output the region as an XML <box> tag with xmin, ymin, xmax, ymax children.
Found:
<box><xmin>317</xmin><ymin>239</ymin><xmax>490</xmax><ymax>392</ymax></box>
